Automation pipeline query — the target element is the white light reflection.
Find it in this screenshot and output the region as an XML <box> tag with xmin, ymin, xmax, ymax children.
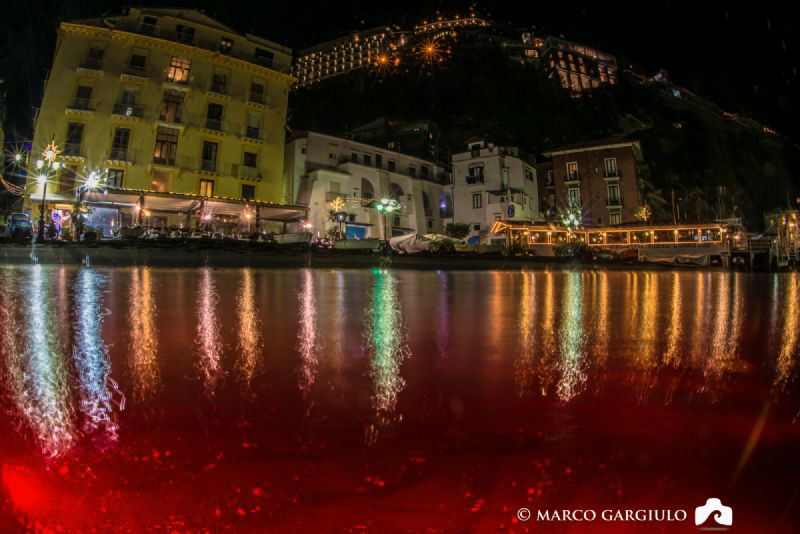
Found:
<box><xmin>514</xmin><ymin>272</ymin><xmax>536</xmax><ymax>396</ymax></box>
<box><xmin>129</xmin><ymin>268</ymin><xmax>160</xmax><ymax>401</ymax></box>
<box><xmin>236</xmin><ymin>268</ymin><xmax>263</xmax><ymax>386</ymax></box>
<box><xmin>73</xmin><ymin>268</ymin><xmax>120</xmax><ymax>445</ymax></box>
<box><xmin>297</xmin><ymin>269</ymin><xmax>318</xmax><ymax>399</ymax></box>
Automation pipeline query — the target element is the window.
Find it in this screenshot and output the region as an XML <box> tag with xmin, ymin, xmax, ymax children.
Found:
<box><xmin>246</xmin><ymin>112</ymin><xmax>261</xmax><ymax>138</ymax></box>
<box><xmin>609</xmin><ymin>213</ymin><xmax>622</xmax><ymax>225</ymax></box>
<box><xmin>166</xmin><ymin>56</ymin><xmax>191</xmax><ymax>84</ymax></box>
<box><xmin>160</xmin><ymin>90</ymin><xmax>184</xmax><ymax>123</ymax></box>
<box><xmin>361</xmin><ymin>178</ymin><xmax>375</xmax><ymax>200</ymax></box>
<box><xmin>243</xmin><ymin>152</ymin><xmax>258</xmax><ymax>168</ymax></box>
<box><xmin>473</xmin><ymin>223</ymin><xmax>481</xmax><ymax>231</ymax></box>
<box><xmin>211</xmin><ymin>73</ymin><xmax>227</xmax><ymax>94</ymax></box>
<box><xmin>408</xmin><ymin>166</ymin><xmax>416</xmax><ymax>177</ymax></box>
<box><xmin>388</xmin><ymin>183</ymin><xmax>404</xmax><ymax>201</ymax></box>
<box><xmin>64</xmin><ymin>122</ymin><xmax>84</xmax><ymax>155</ymax></box>
<box><xmin>199</xmin><ymin>179</ymin><xmax>214</xmax><ymax>197</ymax></box>
<box><xmin>73</xmin><ymin>85</ymin><xmax>93</xmax><ymax>110</ymax></box>
<box><xmin>153</xmin><ymin>126</ymin><xmax>179</xmax><ymax>165</ymax></box>
<box><xmin>255</xmin><ymin>48</ymin><xmax>274</xmax><ymax>67</ymax></box>
<box><xmin>375</xmin><ymin>154</ymin><xmax>382</xmax><ymax>168</ymax></box>
<box><xmin>422</xmin><ymin>192</ymin><xmax>432</xmax><ymax>216</ymax></box>
<box><xmin>219</xmin><ymin>37</ymin><xmax>233</xmax><ymax>55</ymax></box>
<box><xmin>111</xmin><ymin>128</ymin><xmax>130</xmax><ymax>160</ymax></box>
<box><xmin>568</xmin><ymin>187</ymin><xmax>581</xmax><ymax>206</ymax></box>
<box><xmin>202</xmin><ymin>141</ymin><xmax>218</xmax><ymax>171</ymax></box>
<box><xmin>566</xmin><ymin>161</ymin><xmax>578</xmax><ymax>180</ymax></box>
<box><xmin>206</xmin><ymin>103</ymin><xmax>224</xmax><ymax>130</ymax></box>
<box><xmin>472</xmin><ymin>192</ymin><xmax>482</xmax><ymax>209</ymax></box>
<box><xmin>604</xmin><ymin>157</ymin><xmax>618</xmax><ymax>177</ymax></box>
<box><xmin>84</xmin><ymin>44</ymin><xmax>105</xmax><ymax>68</ymax></box>
<box><xmin>607</xmin><ymin>184</ymin><xmax>621</xmax><ymax>204</ymax></box>
<box><xmin>421</xmin><ymin>166</ymin><xmax>429</xmax><ymax>178</ymax></box>
<box><xmin>126</xmin><ymin>53</ymin><xmax>148</xmax><ymax>76</ymax></box>
<box><xmin>241</xmin><ymin>184</ymin><xmax>255</xmax><ymax>200</ymax></box>
<box><xmin>107</xmin><ymin>169</ymin><xmax>124</xmax><ymax>188</ymax></box>
<box><xmin>140</xmin><ymin>15</ymin><xmax>158</xmax><ymax>35</ymax></box>
<box><xmin>363</xmin><ymin>154</ymin><xmax>371</xmax><ymax>166</ymax></box>
<box><xmin>467</xmin><ymin>164</ymin><xmax>484</xmax><ymax>184</ymax></box>
<box><xmin>350</xmin><ymin>152</ymin><xmax>358</xmax><ymax>164</ymax></box>
<box><xmin>175</xmin><ymin>24</ymin><xmax>195</xmax><ymax>44</ymax></box>
<box><xmin>249</xmin><ymin>82</ymin><xmax>265</xmax><ymax>104</ymax></box>
<box><xmin>387</xmin><ymin>160</ymin><xmax>396</xmax><ymax>172</ymax></box>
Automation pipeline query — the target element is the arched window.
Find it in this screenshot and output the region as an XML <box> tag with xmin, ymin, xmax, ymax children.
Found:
<box><xmin>389</xmin><ymin>182</ymin><xmax>404</xmax><ymax>201</ymax></box>
<box><xmin>361</xmin><ymin>178</ymin><xmax>374</xmax><ymax>200</ymax></box>
<box><xmin>438</xmin><ymin>192</ymin><xmax>453</xmax><ymax>218</ymax></box>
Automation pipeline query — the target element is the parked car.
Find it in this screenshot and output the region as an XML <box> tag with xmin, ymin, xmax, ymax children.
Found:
<box><xmin>4</xmin><ymin>213</ymin><xmax>34</xmax><ymax>242</ymax></box>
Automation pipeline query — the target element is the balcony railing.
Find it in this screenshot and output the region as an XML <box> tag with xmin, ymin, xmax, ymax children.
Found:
<box><xmin>466</xmin><ymin>174</ymin><xmax>484</xmax><ymax>184</ymax></box>
<box><xmin>606</xmin><ymin>197</ymin><xmax>623</xmax><ymax>207</ymax></box>
<box><xmin>63</xmin><ymin>143</ymin><xmax>83</xmax><ymax>157</ymax></box>
<box><xmin>201</xmin><ymin>159</ymin><xmax>217</xmax><ymax>172</ymax></box>
<box><xmin>237</xmin><ymin>165</ymin><xmax>261</xmax><ymax>180</ymax></box>
<box><xmin>244</xmin><ymin>126</ymin><xmax>261</xmax><ymax>140</ymax></box>
<box><xmin>68</xmin><ymin>98</ymin><xmax>93</xmax><ymax>111</ymax></box>
<box><xmin>205</xmin><ymin>118</ymin><xmax>224</xmax><ymax>131</ymax></box>
<box><xmin>248</xmin><ymin>92</ymin><xmax>267</xmax><ymax>105</ymax></box>
<box><xmin>603</xmin><ymin>170</ymin><xmax>621</xmax><ymax>179</ymax></box>
<box><xmin>109</xmin><ymin>147</ymin><xmax>132</xmax><ymax>162</ymax></box>
<box><xmin>326</xmin><ymin>191</ymin><xmax>347</xmax><ymax>202</ymax></box>
<box><xmin>153</xmin><ymin>155</ymin><xmax>176</xmax><ymax>166</ymax></box>
<box><xmin>565</xmin><ymin>172</ymin><xmax>581</xmax><ymax>182</ymax></box>
<box><xmin>112</xmin><ymin>102</ymin><xmax>144</xmax><ymax>118</ymax></box>
<box><xmin>122</xmin><ymin>64</ymin><xmax>150</xmax><ymax>78</ymax></box>
<box><xmin>164</xmin><ymin>73</ymin><xmax>191</xmax><ymax>86</ymax></box>
<box><xmin>78</xmin><ymin>57</ymin><xmax>105</xmax><ymax>70</ymax></box>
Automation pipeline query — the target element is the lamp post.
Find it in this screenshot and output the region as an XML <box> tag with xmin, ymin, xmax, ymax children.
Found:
<box><xmin>373</xmin><ymin>198</ymin><xmax>399</xmax><ymax>241</ymax></box>
<box><xmin>75</xmin><ymin>169</ymin><xmax>104</xmax><ymax>241</ymax></box>
<box><xmin>35</xmin><ymin>140</ymin><xmax>62</xmax><ymax>242</ymax></box>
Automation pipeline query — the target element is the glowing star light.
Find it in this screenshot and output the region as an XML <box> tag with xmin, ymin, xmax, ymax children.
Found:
<box><xmin>42</xmin><ymin>141</ymin><xmax>60</xmax><ymax>164</ymax></box>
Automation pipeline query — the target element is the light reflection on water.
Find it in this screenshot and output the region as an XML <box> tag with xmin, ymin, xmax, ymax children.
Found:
<box><xmin>0</xmin><ymin>267</ymin><xmax>798</xmax><ymax>459</ymax></box>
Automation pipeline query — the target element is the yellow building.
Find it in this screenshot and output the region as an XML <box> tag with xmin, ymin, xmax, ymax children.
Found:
<box><xmin>25</xmin><ymin>7</ymin><xmax>305</xmax><ymax>236</ymax></box>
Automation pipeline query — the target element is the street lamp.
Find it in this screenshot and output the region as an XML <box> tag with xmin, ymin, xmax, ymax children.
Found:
<box><xmin>75</xmin><ymin>169</ymin><xmax>106</xmax><ymax>241</ymax></box>
<box><xmin>36</xmin><ymin>140</ymin><xmax>62</xmax><ymax>242</ymax></box>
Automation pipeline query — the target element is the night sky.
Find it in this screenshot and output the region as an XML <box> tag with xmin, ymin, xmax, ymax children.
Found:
<box><xmin>1</xmin><ymin>1</ymin><xmax>799</xmax><ymax>142</ymax></box>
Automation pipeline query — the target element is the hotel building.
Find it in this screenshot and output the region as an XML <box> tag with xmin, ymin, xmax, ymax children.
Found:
<box><xmin>25</xmin><ymin>7</ymin><xmax>304</xmax><ymax>236</ymax></box>
<box><xmin>292</xmin><ymin>27</ymin><xmax>405</xmax><ymax>88</ymax></box>
<box><xmin>540</xmin><ymin>36</ymin><xmax>618</xmax><ymax>93</ymax></box>
<box><xmin>542</xmin><ymin>138</ymin><xmax>644</xmax><ymax>226</ymax></box>
<box><xmin>285</xmin><ymin>131</ymin><xmax>450</xmax><ymax>239</ymax></box>
<box><xmin>451</xmin><ymin>138</ymin><xmax>541</xmax><ymax>244</ymax></box>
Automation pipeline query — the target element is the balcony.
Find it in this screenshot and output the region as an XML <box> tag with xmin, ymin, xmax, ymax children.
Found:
<box><xmin>466</xmin><ymin>174</ymin><xmax>484</xmax><ymax>185</ymax></box>
<box><xmin>78</xmin><ymin>57</ymin><xmax>105</xmax><ymax>71</ymax></box>
<box><xmin>236</xmin><ymin>165</ymin><xmax>261</xmax><ymax>181</ymax></box>
<box><xmin>62</xmin><ymin>143</ymin><xmax>84</xmax><ymax>159</ymax></box>
<box><xmin>152</xmin><ymin>155</ymin><xmax>176</xmax><ymax>167</ymax></box>
<box><xmin>204</xmin><ymin>117</ymin><xmax>224</xmax><ymax>132</ymax></box>
<box><xmin>122</xmin><ymin>64</ymin><xmax>150</xmax><ymax>79</ymax></box>
<box><xmin>159</xmin><ymin>110</ymin><xmax>185</xmax><ymax>126</ymax></box>
<box><xmin>108</xmin><ymin>147</ymin><xmax>133</xmax><ymax>162</ymax></box>
<box><xmin>606</xmin><ymin>197</ymin><xmax>623</xmax><ymax>208</ymax></box>
<box><xmin>163</xmin><ymin>74</ymin><xmax>191</xmax><ymax>88</ymax></box>
<box><xmin>326</xmin><ymin>191</ymin><xmax>347</xmax><ymax>202</ymax></box>
<box><xmin>112</xmin><ymin>102</ymin><xmax>144</xmax><ymax>118</ymax></box>
<box><xmin>243</xmin><ymin>126</ymin><xmax>262</xmax><ymax>140</ymax></box>
<box><xmin>565</xmin><ymin>172</ymin><xmax>581</xmax><ymax>184</ymax></box>
<box><xmin>603</xmin><ymin>170</ymin><xmax>621</xmax><ymax>181</ymax></box>
<box><xmin>67</xmin><ymin>98</ymin><xmax>93</xmax><ymax>112</ymax></box>
<box><xmin>201</xmin><ymin>159</ymin><xmax>217</xmax><ymax>172</ymax></box>
<box><xmin>247</xmin><ymin>92</ymin><xmax>268</xmax><ymax>106</ymax></box>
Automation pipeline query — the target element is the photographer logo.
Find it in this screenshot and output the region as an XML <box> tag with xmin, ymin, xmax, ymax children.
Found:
<box><xmin>694</xmin><ymin>498</ymin><xmax>732</xmax><ymax>530</ymax></box>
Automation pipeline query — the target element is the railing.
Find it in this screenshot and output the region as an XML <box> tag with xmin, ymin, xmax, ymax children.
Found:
<box><xmin>201</xmin><ymin>159</ymin><xmax>217</xmax><ymax>172</ymax></box>
<box><xmin>152</xmin><ymin>155</ymin><xmax>176</xmax><ymax>166</ymax></box>
<box><xmin>236</xmin><ymin>165</ymin><xmax>261</xmax><ymax>180</ymax></box>
<box><xmin>606</xmin><ymin>197</ymin><xmax>623</xmax><ymax>207</ymax></box>
<box><xmin>68</xmin><ymin>98</ymin><xmax>93</xmax><ymax>111</ymax></box>
<box><xmin>159</xmin><ymin>110</ymin><xmax>185</xmax><ymax>125</ymax></box>
<box><xmin>78</xmin><ymin>57</ymin><xmax>105</xmax><ymax>70</ymax></box>
<box><xmin>122</xmin><ymin>64</ymin><xmax>150</xmax><ymax>78</ymax></box>
<box><xmin>326</xmin><ymin>191</ymin><xmax>347</xmax><ymax>202</ymax></box>
<box><xmin>112</xmin><ymin>102</ymin><xmax>144</xmax><ymax>118</ymax></box>
<box><xmin>243</xmin><ymin>126</ymin><xmax>262</xmax><ymax>140</ymax></box>
<box><xmin>603</xmin><ymin>170</ymin><xmax>621</xmax><ymax>179</ymax></box>
<box><xmin>164</xmin><ymin>73</ymin><xmax>191</xmax><ymax>86</ymax></box>
<box><xmin>565</xmin><ymin>172</ymin><xmax>581</xmax><ymax>182</ymax></box>
<box><xmin>109</xmin><ymin>147</ymin><xmax>132</xmax><ymax>161</ymax></box>
<box><xmin>63</xmin><ymin>143</ymin><xmax>83</xmax><ymax>157</ymax></box>
<box><xmin>466</xmin><ymin>174</ymin><xmax>484</xmax><ymax>184</ymax></box>
<box><xmin>248</xmin><ymin>92</ymin><xmax>268</xmax><ymax>105</ymax></box>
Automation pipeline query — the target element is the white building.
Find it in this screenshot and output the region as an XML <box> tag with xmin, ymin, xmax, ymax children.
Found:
<box><xmin>285</xmin><ymin>131</ymin><xmax>451</xmax><ymax>239</ymax></box>
<box><xmin>451</xmin><ymin>138</ymin><xmax>540</xmax><ymax>244</ymax></box>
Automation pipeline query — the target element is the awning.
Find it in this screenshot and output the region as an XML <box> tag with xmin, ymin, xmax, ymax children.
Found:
<box><xmin>30</xmin><ymin>187</ymin><xmax>308</xmax><ymax>222</ymax></box>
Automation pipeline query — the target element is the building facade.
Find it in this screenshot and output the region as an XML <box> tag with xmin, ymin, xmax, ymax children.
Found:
<box><xmin>451</xmin><ymin>139</ymin><xmax>540</xmax><ymax>244</ymax></box>
<box><xmin>542</xmin><ymin>138</ymin><xmax>644</xmax><ymax>226</ymax></box>
<box><xmin>293</xmin><ymin>27</ymin><xmax>405</xmax><ymax>88</ymax></box>
<box><xmin>285</xmin><ymin>131</ymin><xmax>450</xmax><ymax>239</ymax></box>
<box><xmin>540</xmin><ymin>37</ymin><xmax>617</xmax><ymax>93</ymax></box>
<box><xmin>25</xmin><ymin>7</ymin><xmax>302</xmax><ymax>236</ymax></box>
